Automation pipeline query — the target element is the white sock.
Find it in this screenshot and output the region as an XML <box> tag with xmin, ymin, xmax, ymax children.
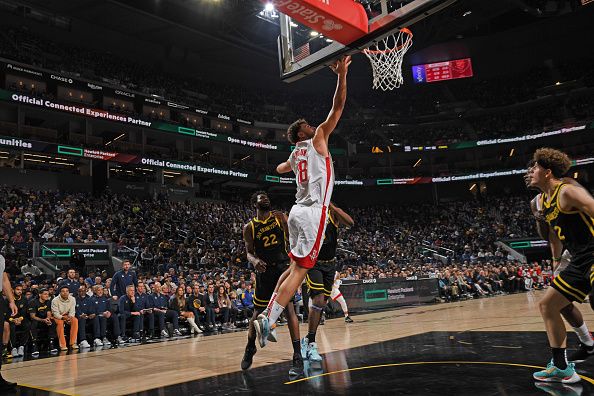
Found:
<box><xmin>267</xmin><ymin>301</ymin><xmax>285</xmax><ymax>326</ymax></box>
<box><xmin>266</xmin><ymin>292</ymin><xmax>278</xmax><ymax>312</ymax></box>
<box><xmin>573</xmin><ymin>323</ymin><xmax>594</xmax><ymax>347</ymax></box>
<box><xmin>336</xmin><ymin>295</ymin><xmax>348</xmax><ymax>315</ymax></box>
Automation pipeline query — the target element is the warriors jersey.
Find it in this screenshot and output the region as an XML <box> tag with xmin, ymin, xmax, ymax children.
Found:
<box><xmin>541</xmin><ymin>183</ymin><xmax>594</xmax><ymax>256</ymax></box>
<box><xmin>249</xmin><ymin>214</ymin><xmax>288</xmax><ymax>265</ymax></box>
<box><xmin>289</xmin><ymin>138</ymin><xmax>334</xmax><ymax>207</ymax></box>
<box><xmin>318</xmin><ymin>212</ymin><xmax>338</xmax><ymax>261</ymax></box>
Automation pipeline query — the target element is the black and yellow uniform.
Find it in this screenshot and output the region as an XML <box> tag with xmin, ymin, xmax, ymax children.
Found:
<box><xmin>250</xmin><ymin>215</ymin><xmax>289</xmax><ymax>308</ymax></box>
<box><xmin>306</xmin><ymin>212</ymin><xmax>338</xmax><ymax>298</ymax></box>
<box><xmin>542</xmin><ymin>182</ymin><xmax>594</xmax><ymax>302</ymax></box>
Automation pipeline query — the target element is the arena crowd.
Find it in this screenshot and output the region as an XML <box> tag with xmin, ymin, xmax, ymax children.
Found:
<box><xmin>0</xmin><ymin>185</ymin><xmax>559</xmax><ymax>358</ymax></box>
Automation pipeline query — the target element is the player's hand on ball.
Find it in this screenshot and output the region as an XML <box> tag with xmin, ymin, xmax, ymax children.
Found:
<box><xmin>330</xmin><ymin>56</ymin><xmax>352</xmax><ymax>75</ymax></box>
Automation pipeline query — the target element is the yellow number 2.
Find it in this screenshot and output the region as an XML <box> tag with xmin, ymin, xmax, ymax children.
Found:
<box><xmin>263</xmin><ymin>234</ymin><xmax>278</xmax><ymax>247</ymax></box>
<box><xmin>554</xmin><ymin>226</ymin><xmax>566</xmax><ymax>241</ymax></box>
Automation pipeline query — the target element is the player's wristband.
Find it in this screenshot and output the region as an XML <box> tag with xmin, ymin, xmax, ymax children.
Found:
<box><xmin>552</xmin><ymin>257</ymin><xmax>562</xmax><ymax>262</ymax></box>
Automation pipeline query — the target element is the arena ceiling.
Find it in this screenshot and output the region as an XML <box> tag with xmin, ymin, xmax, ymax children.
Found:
<box><xmin>16</xmin><ymin>0</ymin><xmax>589</xmax><ymax>87</ymax></box>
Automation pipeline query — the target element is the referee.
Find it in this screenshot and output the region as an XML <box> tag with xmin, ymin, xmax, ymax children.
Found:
<box><xmin>0</xmin><ymin>254</ymin><xmax>18</xmax><ymax>390</ymax></box>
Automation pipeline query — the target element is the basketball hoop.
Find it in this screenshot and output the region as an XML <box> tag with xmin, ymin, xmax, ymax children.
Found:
<box><xmin>363</xmin><ymin>28</ymin><xmax>413</xmax><ymax>91</ymax></box>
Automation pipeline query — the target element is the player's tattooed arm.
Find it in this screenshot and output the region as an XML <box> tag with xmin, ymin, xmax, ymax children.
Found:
<box><xmin>243</xmin><ymin>222</ymin><xmax>267</xmax><ymax>272</ymax></box>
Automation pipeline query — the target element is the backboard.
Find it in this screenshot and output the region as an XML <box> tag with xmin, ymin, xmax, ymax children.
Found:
<box><xmin>277</xmin><ymin>0</ymin><xmax>458</xmax><ymax>83</ymax></box>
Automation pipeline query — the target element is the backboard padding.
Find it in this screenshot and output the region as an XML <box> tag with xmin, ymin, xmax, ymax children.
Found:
<box><xmin>278</xmin><ymin>0</ymin><xmax>458</xmax><ymax>82</ymax></box>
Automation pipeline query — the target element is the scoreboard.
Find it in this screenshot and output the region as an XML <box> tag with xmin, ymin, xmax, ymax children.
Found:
<box><xmin>412</xmin><ymin>58</ymin><xmax>473</xmax><ymax>83</ymax></box>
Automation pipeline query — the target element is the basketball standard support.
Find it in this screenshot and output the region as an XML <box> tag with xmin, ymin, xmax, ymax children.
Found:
<box><xmin>278</xmin><ymin>0</ymin><xmax>458</xmax><ymax>82</ymax></box>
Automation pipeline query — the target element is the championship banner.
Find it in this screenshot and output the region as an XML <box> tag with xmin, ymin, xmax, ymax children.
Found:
<box><xmin>339</xmin><ymin>278</ymin><xmax>439</xmax><ymax>312</ymax></box>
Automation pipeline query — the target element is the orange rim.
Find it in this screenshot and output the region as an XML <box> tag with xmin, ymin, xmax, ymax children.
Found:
<box><xmin>362</xmin><ymin>28</ymin><xmax>413</xmax><ymax>55</ymax></box>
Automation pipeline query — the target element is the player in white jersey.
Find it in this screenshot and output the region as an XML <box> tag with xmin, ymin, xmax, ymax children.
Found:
<box><xmin>253</xmin><ymin>56</ymin><xmax>351</xmax><ymax>357</ymax></box>
<box><xmin>330</xmin><ymin>272</ymin><xmax>353</xmax><ymax>322</ymax></box>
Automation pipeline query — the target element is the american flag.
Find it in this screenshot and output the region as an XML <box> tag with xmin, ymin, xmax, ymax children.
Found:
<box><xmin>293</xmin><ymin>43</ymin><xmax>311</xmax><ymax>62</ymax></box>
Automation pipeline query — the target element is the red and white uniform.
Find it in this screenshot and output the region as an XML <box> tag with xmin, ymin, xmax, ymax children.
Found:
<box><xmin>287</xmin><ymin>138</ymin><xmax>334</xmax><ymax>269</ymax></box>
<box><xmin>330</xmin><ymin>272</ymin><xmax>342</xmax><ymax>300</ymax></box>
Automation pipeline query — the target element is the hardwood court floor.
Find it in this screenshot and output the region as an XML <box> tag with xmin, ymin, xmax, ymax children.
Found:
<box><xmin>4</xmin><ymin>290</ymin><xmax>594</xmax><ymax>395</ymax></box>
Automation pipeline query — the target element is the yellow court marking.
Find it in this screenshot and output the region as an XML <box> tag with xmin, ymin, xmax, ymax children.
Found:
<box><xmin>285</xmin><ymin>361</ymin><xmax>594</xmax><ymax>385</ymax></box>
<box><xmin>19</xmin><ymin>383</ymin><xmax>79</xmax><ymax>396</ymax></box>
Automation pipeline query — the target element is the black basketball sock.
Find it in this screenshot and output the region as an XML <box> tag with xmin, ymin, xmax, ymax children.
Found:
<box><xmin>292</xmin><ymin>339</ymin><xmax>301</xmax><ymax>355</ymax></box>
<box><xmin>307</xmin><ymin>331</ymin><xmax>316</xmax><ymax>344</ymax></box>
<box><xmin>551</xmin><ymin>347</ymin><xmax>568</xmax><ymax>370</ymax></box>
<box><xmin>247</xmin><ymin>337</ymin><xmax>256</xmax><ymax>349</ymax></box>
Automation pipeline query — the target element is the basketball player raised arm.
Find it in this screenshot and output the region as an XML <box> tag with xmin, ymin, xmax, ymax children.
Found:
<box><xmin>276</xmin><ymin>55</ymin><xmax>352</xmax><ymax>174</ymax></box>
<box><xmin>329</xmin><ymin>202</ymin><xmax>354</xmax><ymax>227</ymax></box>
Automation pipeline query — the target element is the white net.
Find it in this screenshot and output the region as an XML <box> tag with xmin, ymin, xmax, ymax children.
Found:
<box><xmin>363</xmin><ymin>28</ymin><xmax>413</xmax><ymax>91</ymax></box>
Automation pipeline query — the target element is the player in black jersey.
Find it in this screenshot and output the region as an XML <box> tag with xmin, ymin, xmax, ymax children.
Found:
<box><xmin>240</xmin><ymin>191</ymin><xmax>303</xmax><ymax>377</ymax></box>
<box><xmin>525</xmin><ymin>161</ymin><xmax>594</xmax><ymax>365</ymax></box>
<box><xmin>528</xmin><ymin>148</ymin><xmax>594</xmax><ymax>383</ymax></box>
<box><xmin>301</xmin><ymin>202</ymin><xmax>353</xmax><ymax>363</ymax></box>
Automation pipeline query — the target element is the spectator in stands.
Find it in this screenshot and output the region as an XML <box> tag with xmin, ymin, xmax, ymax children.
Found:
<box><xmin>141</xmin><ymin>247</ymin><xmax>154</xmax><ymax>270</ymax></box>
<box><xmin>230</xmin><ymin>291</ymin><xmax>243</xmax><ymax>324</ymax></box>
<box><xmin>21</xmin><ymin>259</ymin><xmax>42</xmax><ymax>277</ymax></box>
<box><xmin>188</xmin><ymin>284</ymin><xmax>205</xmax><ymax>327</ymax></box>
<box><xmin>240</xmin><ymin>283</ymin><xmax>254</xmax><ymax>314</ymax></box>
<box><xmin>136</xmin><ymin>281</ymin><xmax>155</xmax><ymax>338</ymax></box>
<box><xmin>51</xmin><ymin>285</ymin><xmax>78</xmax><ymax>351</ymax></box>
<box><xmin>60</xmin><ymin>269</ymin><xmax>81</xmax><ymax>296</ymax></box>
<box><xmin>169</xmin><ymin>286</ymin><xmax>201</xmax><ymax>334</ymax></box>
<box><xmin>90</xmin><ymin>285</ymin><xmax>117</xmax><ymax>346</ymax></box>
<box><xmin>69</xmin><ymin>252</ymin><xmax>86</xmax><ymax>276</ymax></box>
<box><xmin>8</xmin><ymin>284</ymin><xmax>29</xmax><ymax>357</ymax></box>
<box><xmin>150</xmin><ymin>282</ymin><xmax>182</xmax><ymax>338</ymax></box>
<box><xmin>217</xmin><ymin>285</ymin><xmax>233</xmax><ymax>329</ymax></box>
<box><xmin>75</xmin><ymin>285</ymin><xmax>97</xmax><ymax>349</ymax></box>
<box><xmin>28</xmin><ymin>288</ymin><xmax>57</xmax><ymax>356</ymax></box>
<box><xmin>118</xmin><ymin>285</ymin><xmax>142</xmax><ymax>342</ymax></box>
<box><xmin>203</xmin><ymin>284</ymin><xmax>219</xmax><ymax>331</ymax></box>
<box><xmin>110</xmin><ymin>260</ymin><xmax>138</xmax><ymax>299</ymax></box>
<box><xmin>1</xmin><ymin>240</ymin><xmax>16</xmax><ymax>258</ymax></box>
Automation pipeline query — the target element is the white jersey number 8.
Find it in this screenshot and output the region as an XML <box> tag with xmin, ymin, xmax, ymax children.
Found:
<box><xmin>297</xmin><ymin>160</ymin><xmax>308</xmax><ymax>184</ymax></box>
